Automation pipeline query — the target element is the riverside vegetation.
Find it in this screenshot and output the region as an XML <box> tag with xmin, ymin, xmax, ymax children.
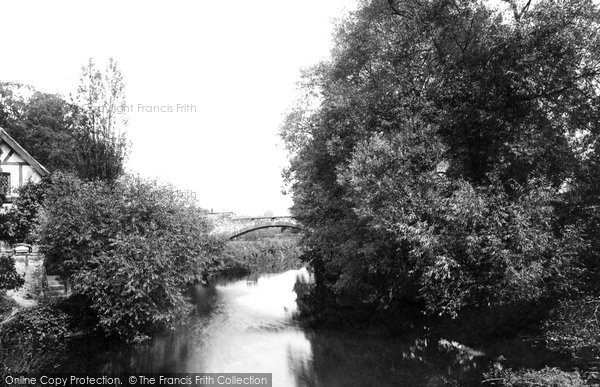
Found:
<box><xmin>0</xmin><ymin>175</ymin><xmax>303</xmax><ymax>373</ymax></box>
<box><xmin>281</xmin><ymin>0</ymin><xmax>600</xmax><ymax>384</ymax></box>
<box><xmin>2</xmin><ymin>1</ymin><xmax>600</xmax><ymax>383</ymax></box>
<box><xmin>218</xmin><ymin>230</ymin><xmax>303</xmax><ymax>278</ymax></box>
<box><xmin>0</xmin><ymin>58</ymin><xmax>229</xmax><ymax>373</ymax></box>
<box><xmin>0</xmin><ymin>173</ymin><xmax>225</xmax><ymax>372</ymax></box>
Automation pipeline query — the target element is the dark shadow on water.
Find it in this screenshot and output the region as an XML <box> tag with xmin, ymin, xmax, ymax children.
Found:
<box><xmin>53</xmin><ymin>270</ymin><xmax>577</xmax><ymax>386</ymax></box>
<box><xmin>287</xmin><ymin>332</ymin><xmax>485</xmax><ymax>386</ymax></box>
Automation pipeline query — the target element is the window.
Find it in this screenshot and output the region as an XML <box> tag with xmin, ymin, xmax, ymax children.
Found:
<box><xmin>0</xmin><ymin>173</ymin><xmax>10</xmax><ymax>196</ymax></box>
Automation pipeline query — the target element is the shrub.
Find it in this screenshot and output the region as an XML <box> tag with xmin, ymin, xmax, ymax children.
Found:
<box><xmin>543</xmin><ymin>296</ymin><xmax>600</xmax><ymax>362</ymax></box>
<box><xmin>37</xmin><ymin>172</ymin><xmax>223</xmax><ymax>341</ymax></box>
<box><xmin>0</xmin><ymin>293</ymin><xmax>17</xmax><ymax>319</ymax></box>
<box><xmin>0</xmin><ymin>253</ymin><xmax>24</xmax><ymax>292</ymax></box>
<box><xmin>0</xmin><ymin>305</ymin><xmax>71</xmax><ymax>373</ymax></box>
<box><xmin>0</xmin><ymin>178</ymin><xmax>48</xmax><ymax>244</ymax></box>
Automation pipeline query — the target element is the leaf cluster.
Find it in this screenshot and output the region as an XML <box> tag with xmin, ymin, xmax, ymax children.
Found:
<box><xmin>37</xmin><ymin>172</ymin><xmax>223</xmax><ymax>341</ymax></box>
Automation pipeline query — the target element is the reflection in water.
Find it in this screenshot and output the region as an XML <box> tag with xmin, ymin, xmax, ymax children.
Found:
<box><xmin>185</xmin><ymin>269</ymin><xmax>314</xmax><ymax>386</ymax></box>
<box><xmin>60</xmin><ymin>268</ymin><xmax>490</xmax><ymax>385</ymax></box>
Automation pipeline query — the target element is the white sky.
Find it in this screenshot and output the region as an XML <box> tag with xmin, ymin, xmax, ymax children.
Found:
<box><xmin>0</xmin><ymin>0</ymin><xmax>358</xmax><ymax>216</ymax></box>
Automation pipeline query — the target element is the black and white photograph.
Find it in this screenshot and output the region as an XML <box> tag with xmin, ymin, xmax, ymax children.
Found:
<box><xmin>1</xmin><ymin>0</ymin><xmax>600</xmax><ymax>385</ymax></box>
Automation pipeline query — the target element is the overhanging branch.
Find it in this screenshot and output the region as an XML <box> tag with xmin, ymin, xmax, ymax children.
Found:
<box><xmin>388</xmin><ymin>0</ymin><xmax>405</xmax><ymax>16</ymax></box>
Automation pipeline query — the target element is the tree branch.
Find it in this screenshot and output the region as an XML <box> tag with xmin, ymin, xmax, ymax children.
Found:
<box><xmin>388</xmin><ymin>0</ymin><xmax>405</xmax><ymax>16</ymax></box>
<box><xmin>519</xmin><ymin>0</ymin><xmax>533</xmax><ymax>19</ymax></box>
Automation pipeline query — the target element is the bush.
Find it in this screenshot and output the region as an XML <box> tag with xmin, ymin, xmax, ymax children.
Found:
<box><xmin>0</xmin><ymin>305</ymin><xmax>71</xmax><ymax>373</ymax></box>
<box><xmin>543</xmin><ymin>296</ymin><xmax>600</xmax><ymax>362</ymax></box>
<box><xmin>37</xmin><ymin>172</ymin><xmax>223</xmax><ymax>341</ymax></box>
<box><xmin>0</xmin><ymin>178</ymin><xmax>48</xmax><ymax>244</ymax></box>
<box><xmin>331</xmin><ymin>123</ymin><xmax>584</xmax><ymax>317</ymax></box>
<box><xmin>0</xmin><ymin>293</ymin><xmax>17</xmax><ymax>319</ymax></box>
<box><xmin>0</xmin><ymin>253</ymin><xmax>24</xmax><ymax>292</ymax></box>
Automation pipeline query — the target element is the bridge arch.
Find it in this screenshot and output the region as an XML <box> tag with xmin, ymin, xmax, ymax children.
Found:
<box><xmin>228</xmin><ymin>222</ymin><xmax>302</xmax><ymax>240</ymax></box>
<box><xmin>208</xmin><ymin>214</ymin><xmax>302</xmax><ymax>240</ymax></box>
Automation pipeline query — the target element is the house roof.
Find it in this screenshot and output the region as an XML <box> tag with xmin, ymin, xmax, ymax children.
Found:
<box><xmin>0</xmin><ymin>127</ymin><xmax>49</xmax><ymax>176</ymax></box>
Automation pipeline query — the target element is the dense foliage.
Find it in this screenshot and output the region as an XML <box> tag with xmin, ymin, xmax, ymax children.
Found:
<box><xmin>219</xmin><ymin>238</ymin><xmax>303</xmax><ymax>277</ymax></box>
<box><xmin>0</xmin><ymin>293</ymin><xmax>17</xmax><ymax>317</ymax></box>
<box><xmin>0</xmin><ymin>84</ymin><xmax>79</xmax><ymax>173</ymax></box>
<box><xmin>282</xmin><ymin>0</ymin><xmax>600</xmax><ymax>320</ymax></box>
<box><xmin>0</xmin><ymin>305</ymin><xmax>71</xmax><ymax>373</ymax></box>
<box><xmin>0</xmin><ymin>58</ymin><xmax>128</xmax><ymax>181</ymax></box>
<box><xmin>543</xmin><ymin>296</ymin><xmax>600</xmax><ymax>363</ymax></box>
<box><xmin>0</xmin><ymin>253</ymin><xmax>24</xmax><ymax>292</ymax></box>
<box><xmin>71</xmin><ymin>58</ymin><xmax>128</xmax><ymax>181</ymax></box>
<box><xmin>0</xmin><ymin>178</ymin><xmax>48</xmax><ymax>244</ymax></box>
<box><xmin>37</xmin><ymin>172</ymin><xmax>223</xmax><ymax>341</ymax></box>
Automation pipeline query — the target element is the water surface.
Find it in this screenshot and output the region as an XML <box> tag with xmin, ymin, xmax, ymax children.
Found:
<box><xmin>61</xmin><ymin>269</ymin><xmax>502</xmax><ymax>386</ymax></box>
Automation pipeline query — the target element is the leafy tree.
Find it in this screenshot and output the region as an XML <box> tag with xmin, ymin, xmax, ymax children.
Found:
<box><xmin>37</xmin><ymin>172</ymin><xmax>223</xmax><ymax>341</ymax></box>
<box><xmin>0</xmin><ymin>82</ymin><xmax>29</xmax><ymax>131</ymax></box>
<box><xmin>282</xmin><ymin>0</ymin><xmax>600</xmax><ymax>319</ymax></box>
<box><xmin>0</xmin><ymin>58</ymin><xmax>128</xmax><ymax>181</ymax></box>
<box><xmin>72</xmin><ymin>58</ymin><xmax>128</xmax><ymax>182</ymax></box>
<box><xmin>15</xmin><ymin>92</ymin><xmax>79</xmax><ymax>172</ymax></box>
<box><xmin>0</xmin><ymin>83</ymin><xmax>79</xmax><ymax>173</ymax></box>
<box><xmin>0</xmin><ymin>178</ymin><xmax>50</xmax><ymax>244</ymax></box>
<box><xmin>0</xmin><ymin>254</ymin><xmax>24</xmax><ymax>292</ymax></box>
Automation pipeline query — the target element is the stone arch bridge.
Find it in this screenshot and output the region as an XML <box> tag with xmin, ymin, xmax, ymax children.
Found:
<box><xmin>208</xmin><ymin>213</ymin><xmax>301</xmax><ymax>240</ymax></box>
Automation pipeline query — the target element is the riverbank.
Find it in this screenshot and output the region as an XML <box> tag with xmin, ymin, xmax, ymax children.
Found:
<box><xmin>3</xmin><ymin>239</ymin><xmax>597</xmax><ymax>385</ymax></box>
<box><xmin>291</xmin><ymin>277</ymin><xmax>600</xmax><ymax>385</ymax></box>
<box><xmin>447</xmin><ymin>297</ymin><xmax>600</xmax><ymax>385</ymax></box>
<box><xmin>3</xmin><ymin>267</ymin><xmax>598</xmax><ymax>385</ymax></box>
<box><xmin>216</xmin><ymin>236</ymin><xmax>304</xmax><ymax>279</ymax></box>
<box><xmin>0</xmin><ymin>269</ymin><xmax>502</xmax><ymax>384</ymax></box>
<box><xmin>0</xmin><ymin>235</ymin><xmax>303</xmax><ymax>374</ymax></box>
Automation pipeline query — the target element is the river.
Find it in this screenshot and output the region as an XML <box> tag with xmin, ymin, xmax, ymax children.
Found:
<box><xmin>57</xmin><ymin>268</ymin><xmax>560</xmax><ymax>386</ymax></box>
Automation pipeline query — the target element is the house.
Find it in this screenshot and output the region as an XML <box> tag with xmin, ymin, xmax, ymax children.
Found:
<box><xmin>0</xmin><ymin>127</ymin><xmax>48</xmax><ymax>207</ymax></box>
